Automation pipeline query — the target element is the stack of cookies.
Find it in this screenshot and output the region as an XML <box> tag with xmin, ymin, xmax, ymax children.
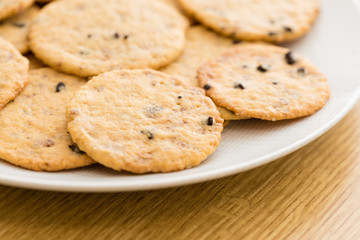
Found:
<box><xmin>0</xmin><ymin>0</ymin><xmax>330</xmax><ymax>173</ymax></box>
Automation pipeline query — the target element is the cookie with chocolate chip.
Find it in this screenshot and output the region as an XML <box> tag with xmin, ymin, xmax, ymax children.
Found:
<box><xmin>177</xmin><ymin>0</ymin><xmax>319</xmax><ymax>43</ymax></box>
<box><xmin>0</xmin><ymin>0</ymin><xmax>34</xmax><ymax>20</ymax></box>
<box><xmin>160</xmin><ymin>26</ymin><xmax>247</xmax><ymax>120</ymax></box>
<box><xmin>67</xmin><ymin>69</ymin><xmax>223</xmax><ymax>173</ymax></box>
<box><xmin>0</xmin><ymin>68</ymin><xmax>94</xmax><ymax>171</ymax></box>
<box><xmin>0</xmin><ymin>37</ymin><xmax>29</xmax><ymax>110</ymax></box>
<box><xmin>0</xmin><ymin>5</ymin><xmax>39</xmax><ymax>54</ymax></box>
<box><xmin>198</xmin><ymin>43</ymin><xmax>330</xmax><ymax>121</ymax></box>
<box><xmin>30</xmin><ymin>0</ymin><xmax>188</xmax><ymax>77</ymax></box>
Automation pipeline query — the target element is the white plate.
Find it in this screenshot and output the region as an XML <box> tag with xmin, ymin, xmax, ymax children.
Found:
<box><xmin>1</xmin><ymin>0</ymin><xmax>359</xmax><ymax>192</ymax></box>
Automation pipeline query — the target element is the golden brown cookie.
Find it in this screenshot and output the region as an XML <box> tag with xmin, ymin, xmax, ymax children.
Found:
<box><xmin>178</xmin><ymin>0</ymin><xmax>320</xmax><ymax>43</ymax></box>
<box><xmin>0</xmin><ymin>68</ymin><xmax>94</xmax><ymax>171</ymax></box>
<box><xmin>0</xmin><ymin>0</ymin><xmax>34</xmax><ymax>20</ymax></box>
<box><xmin>198</xmin><ymin>43</ymin><xmax>331</xmax><ymax>121</ymax></box>
<box><xmin>0</xmin><ymin>5</ymin><xmax>39</xmax><ymax>54</ymax></box>
<box><xmin>30</xmin><ymin>0</ymin><xmax>188</xmax><ymax>77</ymax></box>
<box><xmin>160</xmin><ymin>26</ymin><xmax>246</xmax><ymax>120</ymax></box>
<box><xmin>67</xmin><ymin>69</ymin><xmax>223</xmax><ymax>173</ymax></box>
<box><xmin>0</xmin><ymin>37</ymin><xmax>29</xmax><ymax>110</ymax></box>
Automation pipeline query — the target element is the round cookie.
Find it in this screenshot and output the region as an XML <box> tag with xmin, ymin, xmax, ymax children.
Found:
<box><xmin>160</xmin><ymin>26</ymin><xmax>246</xmax><ymax>120</ymax></box>
<box><xmin>0</xmin><ymin>5</ymin><xmax>39</xmax><ymax>54</ymax></box>
<box><xmin>0</xmin><ymin>37</ymin><xmax>29</xmax><ymax>110</ymax></box>
<box><xmin>177</xmin><ymin>0</ymin><xmax>320</xmax><ymax>43</ymax></box>
<box><xmin>0</xmin><ymin>0</ymin><xmax>34</xmax><ymax>20</ymax></box>
<box><xmin>67</xmin><ymin>69</ymin><xmax>223</xmax><ymax>173</ymax></box>
<box><xmin>30</xmin><ymin>0</ymin><xmax>188</xmax><ymax>77</ymax></box>
<box><xmin>0</xmin><ymin>68</ymin><xmax>94</xmax><ymax>171</ymax></box>
<box><xmin>198</xmin><ymin>43</ymin><xmax>330</xmax><ymax>121</ymax></box>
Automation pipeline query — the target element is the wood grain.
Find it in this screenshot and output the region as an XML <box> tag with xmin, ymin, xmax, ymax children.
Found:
<box><xmin>0</xmin><ymin>99</ymin><xmax>359</xmax><ymax>240</ymax></box>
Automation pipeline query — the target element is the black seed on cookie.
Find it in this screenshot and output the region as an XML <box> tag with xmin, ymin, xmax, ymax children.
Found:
<box><xmin>283</xmin><ymin>26</ymin><xmax>293</xmax><ymax>32</ymax></box>
<box><xmin>272</xmin><ymin>81</ymin><xmax>278</xmax><ymax>85</ymax></box>
<box><xmin>79</xmin><ymin>50</ymin><xmax>90</xmax><ymax>55</ymax></box>
<box><xmin>232</xmin><ymin>39</ymin><xmax>242</xmax><ymax>44</ymax></box>
<box><xmin>234</xmin><ymin>82</ymin><xmax>245</xmax><ymax>89</ymax></box>
<box><xmin>55</xmin><ymin>82</ymin><xmax>66</xmax><ymax>92</ymax></box>
<box><xmin>44</xmin><ymin>139</ymin><xmax>54</xmax><ymax>147</ymax></box>
<box><xmin>242</xmin><ymin>64</ymin><xmax>249</xmax><ymax>69</ymax></box>
<box><xmin>257</xmin><ymin>65</ymin><xmax>268</xmax><ymax>72</ymax></box>
<box><xmin>87</xmin><ymin>34</ymin><xmax>92</xmax><ymax>38</ymax></box>
<box><xmin>203</xmin><ymin>84</ymin><xmax>211</xmax><ymax>90</ymax></box>
<box><xmin>113</xmin><ymin>32</ymin><xmax>120</xmax><ymax>39</ymax></box>
<box><xmin>141</xmin><ymin>130</ymin><xmax>154</xmax><ymax>140</ymax></box>
<box><xmin>124</xmin><ymin>35</ymin><xmax>129</xmax><ymax>40</ymax></box>
<box><xmin>207</xmin><ymin>117</ymin><xmax>214</xmax><ymax>126</ymax></box>
<box><xmin>69</xmin><ymin>143</ymin><xmax>85</xmax><ymax>154</ymax></box>
<box><xmin>268</xmin><ymin>31</ymin><xmax>279</xmax><ymax>36</ymax></box>
<box><xmin>178</xmin><ymin>96</ymin><xmax>182</xmax><ymax>99</ymax></box>
<box><xmin>285</xmin><ymin>51</ymin><xmax>297</xmax><ymax>65</ymax></box>
<box><xmin>297</xmin><ymin>67</ymin><xmax>306</xmax><ymax>75</ymax></box>
<box><xmin>13</xmin><ymin>22</ymin><xmax>26</xmax><ymax>28</ymax></box>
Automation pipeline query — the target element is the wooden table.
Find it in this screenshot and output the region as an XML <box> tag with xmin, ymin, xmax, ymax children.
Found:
<box><xmin>0</xmin><ymin>99</ymin><xmax>359</xmax><ymax>240</ymax></box>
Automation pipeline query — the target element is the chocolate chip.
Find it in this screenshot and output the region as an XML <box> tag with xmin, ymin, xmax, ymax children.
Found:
<box><xmin>234</xmin><ymin>82</ymin><xmax>245</xmax><ymax>89</ymax></box>
<box><xmin>203</xmin><ymin>84</ymin><xmax>211</xmax><ymax>90</ymax></box>
<box><xmin>285</xmin><ymin>51</ymin><xmax>297</xmax><ymax>65</ymax></box>
<box><xmin>178</xmin><ymin>96</ymin><xmax>182</xmax><ymax>99</ymax></box>
<box><xmin>283</xmin><ymin>26</ymin><xmax>293</xmax><ymax>32</ymax></box>
<box><xmin>69</xmin><ymin>143</ymin><xmax>85</xmax><ymax>154</ymax></box>
<box><xmin>257</xmin><ymin>65</ymin><xmax>268</xmax><ymax>72</ymax></box>
<box><xmin>232</xmin><ymin>39</ymin><xmax>242</xmax><ymax>44</ymax></box>
<box><xmin>268</xmin><ymin>32</ymin><xmax>279</xmax><ymax>36</ymax></box>
<box><xmin>13</xmin><ymin>22</ymin><xmax>25</xmax><ymax>28</ymax></box>
<box><xmin>55</xmin><ymin>82</ymin><xmax>65</xmax><ymax>92</ymax></box>
<box><xmin>44</xmin><ymin>139</ymin><xmax>54</xmax><ymax>147</ymax></box>
<box><xmin>114</xmin><ymin>32</ymin><xmax>120</xmax><ymax>39</ymax></box>
<box><xmin>141</xmin><ymin>130</ymin><xmax>154</xmax><ymax>140</ymax></box>
<box><xmin>207</xmin><ymin>117</ymin><xmax>214</xmax><ymax>126</ymax></box>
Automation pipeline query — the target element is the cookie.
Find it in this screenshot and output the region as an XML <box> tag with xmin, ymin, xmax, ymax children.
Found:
<box><xmin>160</xmin><ymin>26</ymin><xmax>246</xmax><ymax>120</ymax></box>
<box><xmin>67</xmin><ymin>69</ymin><xmax>223</xmax><ymax>173</ymax></box>
<box><xmin>30</xmin><ymin>0</ymin><xmax>188</xmax><ymax>77</ymax></box>
<box><xmin>25</xmin><ymin>52</ymin><xmax>45</xmax><ymax>69</ymax></box>
<box><xmin>177</xmin><ymin>0</ymin><xmax>320</xmax><ymax>43</ymax></box>
<box><xmin>198</xmin><ymin>43</ymin><xmax>331</xmax><ymax>121</ymax></box>
<box><xmin>0</xmin><ymin>37</ymin><xmax>29</xmax><ymax>110</ymax></box>
<box><xmin>0</xmin><ymin>0</ymin><xmax>34</xmax><ymax>20</ymax></box>
<box><xmin>0</xmin><ymin>68</ymin><xmax>94</xmax><ymax>171</ymax></box>
<box><xmin>0</xmin><ymin>5</ymin><xmax>39</xmax><ymax>54</ymax></box>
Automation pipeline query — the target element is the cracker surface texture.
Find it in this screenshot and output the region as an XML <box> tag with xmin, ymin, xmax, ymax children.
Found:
<box><xmin>198</xmin><ymin>43</ymin><xmax>330</xmax><ymax>121</ymax></box>
<box><xmin>178</xmin><ymin>0</ymin><xmax>319</xmax><ymax>42</ymax></box>
<box><xmin>67</xmin><ymin>69</ymin><xmax>223</xmax><ymax>173</ymax></box>
<box><xmin>0</xmin><ymin>5</ymin><xmax>39</xmax><ymax>54</ymax></box>
<box><xmin>0</xmin><ymin>0</ymin><xmax>34</xmax><ymax>20</ymax></box>
<box><xmin>30</xmin><ymin>0</ymin><xmax>188</xmax><ymax>77</ymax></box>
<box><xmin>0</xmin><ymin>68</ymin><xmax>94</xmax><ymax>171</ymax></box>
<box><xmin>0</xmin><ymin>37</ymin><xmax>29</xmax><ymax>110</ymax></box>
